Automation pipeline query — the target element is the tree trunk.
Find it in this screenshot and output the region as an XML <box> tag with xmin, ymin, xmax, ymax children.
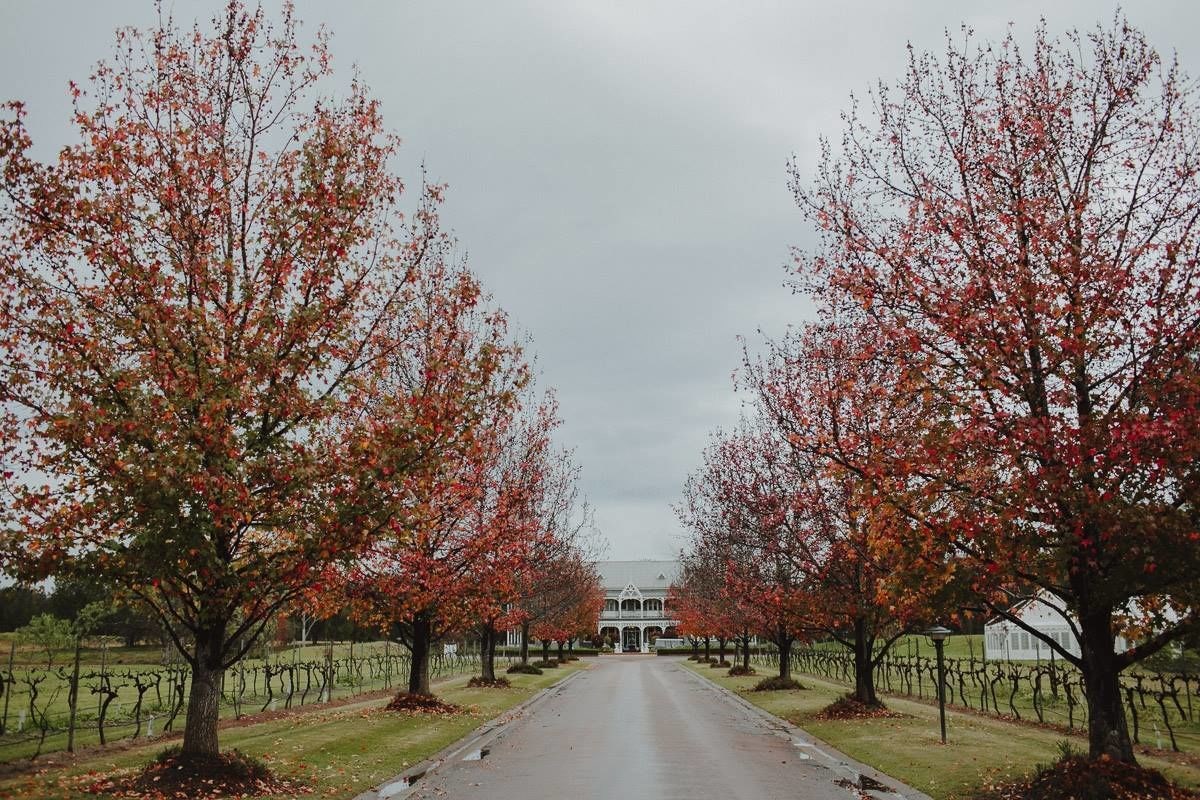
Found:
<box><xmin>778</xmin><ymin>635</ymin><xmax>793</xmax><ymax>682</ymax></box>
<box><xmin>557</xmin><ymin>641</ymin><xmax>565</xmax><ymax>662</ymax></box>
<box><xmin>691</xmin><ymin>637</ymin><xmax>699</xmax><ymax>659</ymax></box>
<box><xmin>181</xmin><ymin>626</ymin><xmax>225</xmax><ymax>757</ymax></box>
<box><xmin>480</xmin><ymin>622</ymin><xmax>496</xmax><ymax>682</ymax></box>
<box><xmin>703</xmin><ymin>636</ymin><xmax>711</xmax><ymax>662</ymax></box>
<box><xmin>408</xmin><ymin>613</ymin><xmax>432</xmax><ymax>697</ymax></box>
<box><xmin>66</xmin><ymin>640</ymin><xmax>81</xmax><ymax>752</ymax></box>
<box><xmin>520</xmin><ymin>621</ymin><xmax>530</xmax><ymax>664</ymax></box>
<box><xmin>717</xmin><ymin>637</ymin><xmax>727</xmax><ymax>663</ymax></box>
<box><xmin>741</xmin><ymin>630</ymin><xmax>751</xmax><ymax>671</ymax></box>
<box><xmin>541</xmin><ymin>639</ymin><xmax>551</xmax><ymax>663</ymax></box>
<box><xmin>851</xmin><ymin>617</ymin><xmax>879</xmax><ymax>705</ymax></box>
<box><xmin>1079</xmin><ymin>605</ymin><xmax>1136</xmax><ymax>761</ymax></box>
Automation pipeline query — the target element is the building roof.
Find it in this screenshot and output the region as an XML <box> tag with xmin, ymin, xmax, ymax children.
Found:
<box><xmin>596</xmin><ymin>560</ymin><xmax>680</xmax><ymax>591</ymax></box>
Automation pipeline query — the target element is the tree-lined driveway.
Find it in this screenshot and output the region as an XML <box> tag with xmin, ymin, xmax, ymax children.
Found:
<box><xmin>409</xmin><ymin>657</ymin><xmax>916</xmax><ymax>799</ymax></box>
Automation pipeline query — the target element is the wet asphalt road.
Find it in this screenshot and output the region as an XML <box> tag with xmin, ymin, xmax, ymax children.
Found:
<box><xmin>408</xmin><ymin>656</ymin><xmax>865</xmax><ymax>800</ymax></box>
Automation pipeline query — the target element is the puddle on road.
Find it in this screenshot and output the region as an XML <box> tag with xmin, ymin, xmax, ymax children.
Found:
<box><xmin>462</xmin><ymin>747</ymin><xmax>490</xmax><ymax>761</ymax></box>
<box><xmin>378</xmin><ymin>776</ymin><xmax>417</xmax><ymax>798</ymax></box>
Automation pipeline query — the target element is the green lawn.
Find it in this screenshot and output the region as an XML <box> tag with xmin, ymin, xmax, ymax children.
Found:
<box><xmin>810</xmin><ymin>634</ymin><xmax>987</xmax><ymax>662</ymax></box>
<box><xmin>682</xmin><ymin>659</ymin><xmax>1200</xmax><ymax>800</ymax></box>
<box><xmin>0</xmin><ymin>661</ymin><xmax>585</xmax><ymax>799</ymax></box>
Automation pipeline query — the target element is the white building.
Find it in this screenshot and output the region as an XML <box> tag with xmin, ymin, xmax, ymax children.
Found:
<box><xmin>984</xmin><ymin>590</ymin><xmax>1129</xmax><ymax>660</ymax></box>
<box><xmin>595</xmin><ymin>560</ymin><xmax>680</xmax><ymax>653</ymax></box>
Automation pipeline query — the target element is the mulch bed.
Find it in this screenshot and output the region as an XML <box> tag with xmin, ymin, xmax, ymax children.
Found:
<box><xmin>816</xmin><ymin>695</ymin><xmax>907</xmax><ymax>721</ymax></box>
<box><xmin>752</xmin><ymin>676</ymin><xmax>806</xmax><ymax>692</ymax></box>
<box><xmin>467</xmin><ymin>676</ymin><xmax>512</xmax><ymax>688</ymax></box>
<box><xmin>384</xmin><ymin>692</ymin><xmax>462</xmax><ymax>714</ymax></box>
<box><xmin>506</xmin><ymin>663</ymin><xmax>543</xmax><ymax>675</ymax></box>
<box><xmin>83</xmin><ymin>748</ymin><xmax>310</xmax><ymax>799</ymax></box>
<box><xmin>972</xmin><ymin>755</ymin><xmax>1199</xmax><ymax>800</ymax></box>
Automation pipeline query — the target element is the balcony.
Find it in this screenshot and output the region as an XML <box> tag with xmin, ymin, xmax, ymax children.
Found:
<box><xmin>599</xmin><ymin>609</ymin><xmax>673</xmax><ymax>620</ymax></box>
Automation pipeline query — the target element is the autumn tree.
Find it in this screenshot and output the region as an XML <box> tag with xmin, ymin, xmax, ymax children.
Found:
<box><xmin>678</xmin><ymin>425</ymin><xmax>816</xmax><ymax>684</ymax></box>
<box><xmin>0</xmin><ymin>3</ymin><xmax>452</xmax><ymax>759</ymax></box>
<box><xmin>793</xmin><ymin>18</ymin><xmax>1200</xmax><ymax>760</ymax></box>
<box><xmin>671</xmin><ymin>546</ymin><xmax>742</xmax><ymax>665</ymax></box>
<box><xmin>464</xmin><ymin>400</ymin><xmax>559</xmax><ymax>683</ymax></box>
<box><xmin>668</xmin><ymin>564</ymin><xmax>714</xmax><ymax>660</ymax></box>
<box><xmin>530</xmin><ymin>553</ymin><xmax>602</xmax><ymax>663</ymax></box>
<box><xmin>745</xmin><ymin>320</ymin><xmax>953</xmax><ymax>705</ymax></box>
<box><xmin>509</xmin><ymin>447</ymin><xmax>598</xmax><ymax>666</ymax></box>
<box><xmin>342</xmin><ymin>260</ymin><xmax>531</xmax><ymax>698</ymax></box>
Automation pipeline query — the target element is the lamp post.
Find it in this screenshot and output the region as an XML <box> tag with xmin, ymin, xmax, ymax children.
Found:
<box><xmin>926</xmin><ymin>625</ymin><xmax>951</xmax><ymax>744</ymax></box>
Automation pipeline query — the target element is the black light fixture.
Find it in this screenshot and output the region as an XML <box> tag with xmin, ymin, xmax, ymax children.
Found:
<box><xmin>925</xmin><ymin>625</ymin><xmax>952</xmax><ymax>743</ymax></box>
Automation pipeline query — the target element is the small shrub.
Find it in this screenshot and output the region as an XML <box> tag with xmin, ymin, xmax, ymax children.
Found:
<box><xmin>506</xmin><ymin>663</ymin><xmax>543</xmax><ymax>675</ymax></box>
<box><xmin>532</xmin><ymin>659</ymin><xmax>559</xmax><ymax>668</ymax></box>
<box><xmin>1055</xmin><ymin>739</ymin><xmax>1080</xmax><ymax>762</ymax></box>
<box><xmin>727</xmin><ymin>665</ymin><xmax>756</xmax><ymax>677</ymax></box>
<box><xmin>752</xmin><ymin>676</ymin><xmax>805</xmax><ymax>692</ymax></box>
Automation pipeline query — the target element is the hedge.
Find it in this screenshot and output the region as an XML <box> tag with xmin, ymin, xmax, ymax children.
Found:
<box><xmin>495</xmin><ymin>646</ymin><xmax>600</xmax><ymax>657</ymax></box>
<box><xmin>655</xmin><ymin>646</ymin><xmax>773</xmax><ymax>656</ymax></box>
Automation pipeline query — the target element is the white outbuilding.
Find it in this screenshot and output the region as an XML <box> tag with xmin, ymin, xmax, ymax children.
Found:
<box><xmin>983</xmin><ymin>590</ymin><xmax>1130</xmax><ymax>661</ymax></box>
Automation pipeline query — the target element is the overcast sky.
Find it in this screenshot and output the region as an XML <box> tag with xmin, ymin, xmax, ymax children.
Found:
<box><xmin>3</xmin><ymin>1</ymin><xmax>1197</xmax><ymax>560</ymax></box>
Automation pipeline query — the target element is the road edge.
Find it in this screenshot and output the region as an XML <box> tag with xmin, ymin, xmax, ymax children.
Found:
<box><xmin>677</xmin><ymin>662</ymin><xmax>934</xmax><ymax>800</ymax></box>
<box><xmin>352</xmin><ymin>665</ymin><xmax>588</xmax><ymax>800</ymax></box>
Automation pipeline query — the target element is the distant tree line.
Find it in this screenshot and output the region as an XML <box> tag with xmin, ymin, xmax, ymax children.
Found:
<box><xmin>0</xmin><ymin>580</ymin><xmax>159</xmax><ymax>646</ymax></box>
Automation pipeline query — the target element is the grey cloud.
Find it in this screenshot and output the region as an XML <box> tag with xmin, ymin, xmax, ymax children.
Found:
<box><xmin>4</xmin><ymin>0</ymin><xmax>1198</xmax><ymax>558</ymax></box>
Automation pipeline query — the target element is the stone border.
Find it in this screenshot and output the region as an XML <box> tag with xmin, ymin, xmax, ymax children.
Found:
<box><xmin>678</xmin><ymin>663</ymin><xmax>933</xmax><ymax>800</ymax></box>
<box><xmin>353</xmin><ymin>667</ymin><xmax>587</xmax><ymax>800</ymax></box>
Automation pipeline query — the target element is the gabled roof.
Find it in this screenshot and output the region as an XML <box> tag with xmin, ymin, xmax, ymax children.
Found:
<box><xmin>597</xmin><ymin>560</ymin><xmax>680</xmax><ymax>591</ymax></box>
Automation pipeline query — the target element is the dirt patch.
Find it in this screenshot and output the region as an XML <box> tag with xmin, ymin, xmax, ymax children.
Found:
<box><xmin>816</xmin><ymin>695</ymin><xmax>906</xmax><ymax>721</ymax></box>
<box><xmin>971</xmin><ymin>755</ymin><xmax>1198</xmax><ymax>799</ymax></box>
<box><xmin>384</xmin><ymin>692</ymin><xmax>463</xmax><ymax>714</ymax></box>
<box><xmin>83</xmin><ymin>747</ymin><xmax>310</xmax><ymax>799</ymax></box>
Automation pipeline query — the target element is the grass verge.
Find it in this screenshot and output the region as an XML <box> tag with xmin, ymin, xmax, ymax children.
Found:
<box><xmin>682</xmin><ymin>660</ymin><xmax>1200</xmax><ymax>800</ymax></box>
<box><xmin>0</xmin><ymin>661</ymin><xmax>586</xmax><ymax>799</ymax></box>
